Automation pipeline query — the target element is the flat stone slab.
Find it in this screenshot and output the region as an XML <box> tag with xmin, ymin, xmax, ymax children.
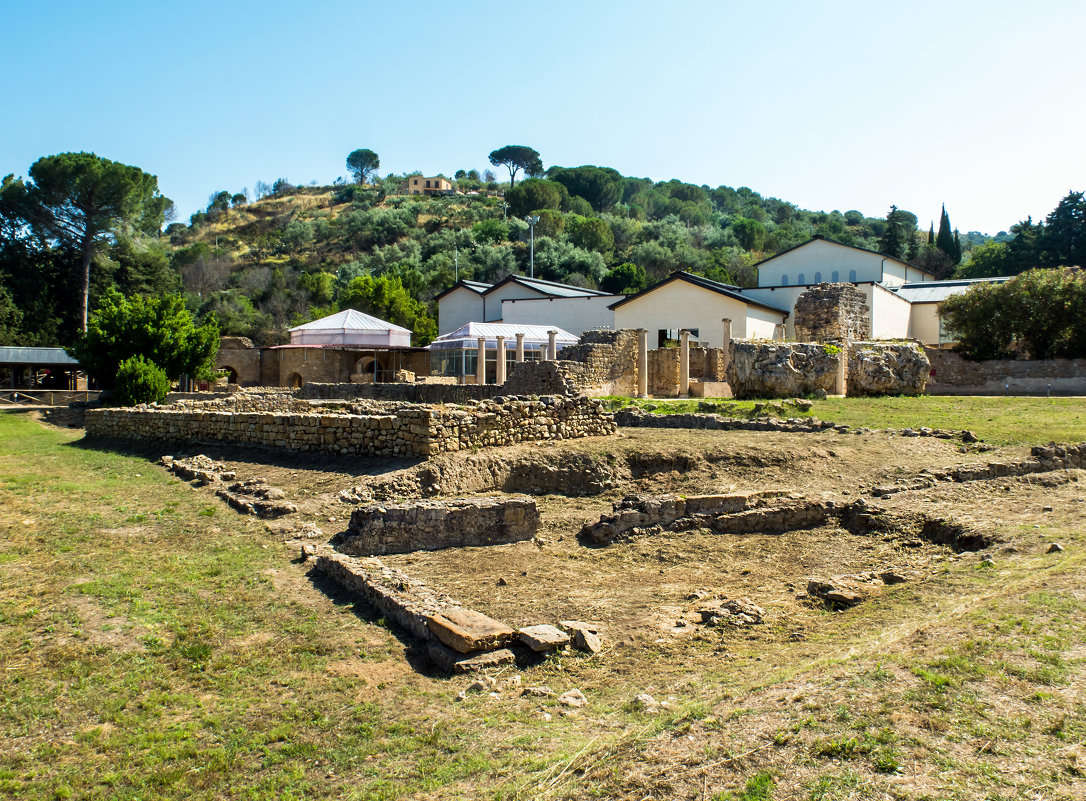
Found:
<box><xmin>427</xmin><ymin>642</ymin><xmax>515</xmax><ymax>674</ymax></box>
<box><xmin>427</xmin><ymin>608</ymin><xmax>516</xmax><ymax>654</ymax></box>
<box><xmin>518</xmin><ymin>624</ymin><xmax>571</xmax><ymax>652</ymax></box>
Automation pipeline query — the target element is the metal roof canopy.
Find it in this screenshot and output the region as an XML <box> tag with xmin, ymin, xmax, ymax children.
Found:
<box><xmin>428</xmin><ymin>322</ymin><xmax>578</xmax><ymax>350</ymax></box>
<box><xmin>0</xmin><ymin>347</ymin><xmax>80</xmax><ymax>366</ymax></box>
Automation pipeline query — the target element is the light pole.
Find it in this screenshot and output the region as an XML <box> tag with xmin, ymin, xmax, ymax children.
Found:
<box><xmin>525</xmin><ymin>215</ymin><xmax>540</xmax><ymax>279</ymax></box>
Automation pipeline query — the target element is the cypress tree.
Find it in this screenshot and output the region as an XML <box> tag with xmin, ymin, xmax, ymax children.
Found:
<box><xmin>936</xmin><ymin>204</ymin><xmax>955</xmax><ymax>256</ymax></box>
<box><xmin>952</xmin><ymin>230</ymin><xmax>962</xmax><ymax>264</ymax></box>
<box><xmin>928</xmin><ymin>222</ymin><xmax>935</xmax><ymax>244</ymax></box>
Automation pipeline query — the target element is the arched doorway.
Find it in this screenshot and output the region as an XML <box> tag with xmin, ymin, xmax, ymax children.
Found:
<box><xmin>221</xmin><ymin>366</ymin><xmax>239</xmax><ymax>385</ymax></box>
<box><xmin>287</xmin><ymin>372</ymin><xmax>304</xmax><ymax>388</ymax></box>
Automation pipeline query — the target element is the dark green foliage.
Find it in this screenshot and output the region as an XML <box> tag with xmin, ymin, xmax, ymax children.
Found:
<box><xmin>548</xmin><ymin>165</ymin><xmax>623</xmax><ymax>212</ymax></box>
<box><xmin>1039</xmin><ymin>191</ymin><xmax>1086</xmax><ymax>268</ymax></box>
<box><xmin>731</xmin><ymin>217</ymin><xmax>767</xmax><ymax>251</ymax></box>
<box><xmin>488</xmin><ymin>145</ymin><xmax>543</xmax><ymax>188</ymax></box>
<box><xmin>936</xmin><ymin>204</ymin><xmax>957</xmax><ymax>262</ymax></box>
<box><xmin>0</xmin><ymin>282</ymin><xmax>22</xmax><ymax>345</ymax></box>
<box><xmin>69</xmin><ymin>291</ymin><xmax>220</xmax><ymax>389</ymax></box>
<box><xmin>470</xmin><ymin>218</ymin><xmax>509</xmax><ymax>245</ymax></box>
<box><xmin>1</xmin><ymin>152</ymin><xmax>172</xmax><ymax>331</ymax></box>
<box><xmin>346</xmin><ymin>149</ymin><xmax>380</xmax><ymax>184</ymax></box>
<box><xmin>600</xmin><ymin>262</ymin><xmax>647</xmax><ymax>295</ymax></box>
<box><xmin>565</xmin><ymin>214</ymin><xmax>614</xmax><ymax>254</ymax></box>
<box><xmin>505</xmin><ymin>178</ymin><xmax>569</xmax><ymax>218</ymax></box>
<box><xmin>939</xmin><ymin>267</ymin><xmax>1086</xmax><ymax>360</ymax></box>
<box><xmin>113</xmin><ymin>355</ymin><xmax>170</xmax><ymax>406</ymax></box>
<box><xmin>878</xmin><ymin>205</ymin><xmax>909</xmax><ymax>259</ymax></box>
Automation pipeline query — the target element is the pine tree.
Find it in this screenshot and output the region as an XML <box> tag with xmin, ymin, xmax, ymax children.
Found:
<box><xmin>879</xmin><ymin>205</ymin><xmax>906</xmax><ymax>259</ymax></box>
<box><xmin>928</xmin><ymin>223</ymin><xmax>935</xmax><ymax>245</ymax></box>
<box><xmin>952</xmin><ymin>230</ymin><xmax>962</xmax><ymax>264</ymax></box>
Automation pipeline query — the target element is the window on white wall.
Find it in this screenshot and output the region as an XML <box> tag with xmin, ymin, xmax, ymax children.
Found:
<box><xmin>814</xmin><ymin>271</ymin><xmax>822</xmax><ymax>282</ymax></box>
<box><xmin>832</xmin><ymin>270</ymin><xmax>839</xmax><ymax>281</ymax></box>
<box><xmin>797</xmin><ymin>273</ymin><xmax>806</xmax><ymax>285</ymax></box>
<box><xmin>781</xmin><ymin>274</ymin><xmax>789</xmax><ymax>286</ymax></box>
<box><xmin>849</xmin><ymin>269</ymin><xmax>857</xmax><ymax>282</ymax></box>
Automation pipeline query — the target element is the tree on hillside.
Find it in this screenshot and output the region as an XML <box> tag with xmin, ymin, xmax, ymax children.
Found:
<box><xmin>548</xmin><ymin>166</ymin><xmax>623</xmax><ymax>212</ymax></box>
<box><xmin>346</xmin><ymin>149</ymin><xmax>380</xmax><ymax>184</ymax></box>
<box><xmin>69</xmin><ymin>290</ymin><xmax>220</xmax><ymax>390</ymax></box>
<box><xmin>488</xmin><ymin>146</ymin><xmax>542</xmax><ymax>188</ymax></box>
<box><xmin>505</xmin><ymin>178</ymin><xmax>568</xmax><ymax>218</ymax></box>
<box><xmin>1</xmin><ymin>152</ymin><xmax>172</xmax><ymax>331</ymax></box>
<box><xmin>878</xmin><ymin>205</ymin><xmax>910</xmax><ymax>260</ymax></box>
<box><xmin>935</xmin><ymin>204</ymin><xmax>961</xmax><ymax>265</ymax></box>
<box><xmin>1040</xmin><ymin>190</ymin><xmax>1086</xmax><ymax>267</ymax></box>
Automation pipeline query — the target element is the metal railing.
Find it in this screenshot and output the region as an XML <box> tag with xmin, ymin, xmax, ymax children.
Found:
<box><xmin>0</xmin><ymin>390</ymin><xmax>99</xmax><ymax>407</ymax></box>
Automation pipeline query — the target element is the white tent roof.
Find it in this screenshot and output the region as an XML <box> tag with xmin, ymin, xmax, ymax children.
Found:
<box><xmin>289</xmin><ymin>308</ymin><xmax>411</xmax><ymax>334</ymax></box>
<box><xmin>429</xmin><ymin>322</ymin><xmax>578</xmax><ymax>350</ymax></box>
<box><xmin>288</xmin><ymin>309</ymin><xmax>412</xmax><ymax>347</ymax></box>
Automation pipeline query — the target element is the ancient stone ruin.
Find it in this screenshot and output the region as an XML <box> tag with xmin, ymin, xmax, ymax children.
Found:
<box><xmin>793</xmin><ymin>282</ymin><xmax>872</xmax><ymax>342</ymax></box>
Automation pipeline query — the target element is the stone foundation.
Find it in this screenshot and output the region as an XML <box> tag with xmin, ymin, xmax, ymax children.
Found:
<box><xmin>728</xmin><ymin>342</ymin><xmax>840</xmax><ymax>398</ymax></box>
<box><xmin>84</xmin><ymin>395</ymin><xmax>616</xmax><ymax>458</ymax></box>
<box><xmin>339</xmin><ymin>496</ymin><xmax>540</xmax><ymax>556</ymax></box>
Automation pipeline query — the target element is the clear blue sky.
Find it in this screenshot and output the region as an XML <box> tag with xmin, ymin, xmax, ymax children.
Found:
<box><xmin>2</xmin><ymin>0</ymin><xmax>1083</xmax><ymax>235</ymax></box>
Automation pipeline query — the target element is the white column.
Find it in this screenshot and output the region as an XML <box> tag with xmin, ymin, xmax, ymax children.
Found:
<box><xmin>546</xmin><ymin>330</ymin><xmax>558</xmax><ymax>361</ymax></box>
<box><xmin>515</xmin><ymin>333</ymin><xmax>525</xmax><ymax>362</ymax></box>
<box><xmin>476</xmin><ymin>336</ymin><xmax>487</xmax><ymax>385</ymax></box>
<box><xmin>720</xmin><ymin>318</ymin><xmax>732</xmax><ymax>374</ymax></box>
<box><xmin>637</xmin><ymin>328</ymin><xmax>648</xmax><ymax>398</ymax></box>
<box><xmin>495</xmin><ymin>336</ymin><xmax>506</xmax><ymax>384</ymax></box>
<box><xmin>679</xmin><ymin>329</ymin><xmax>691</xmax><ymax>397</ymax></box>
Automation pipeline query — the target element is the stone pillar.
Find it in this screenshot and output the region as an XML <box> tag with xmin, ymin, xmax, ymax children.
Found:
<box><xmin>476</xmin><ymin>336</ymin><xmax>487</xmax><ymax>385</ymax></box>
<box><xmin>515</xmin><ymin>333</ymin><xmax>525</xmax><ymax>363</ymax></box>
<box><xmin>495</xmin><ymin>336</ymin><xmax>506</xmax><ymax>385</ymax></box>
<box><xmin>679</xmin><ymin>329</ymin><xmax>691</xmax><ymax>397</ymax></box>
<box><xmin>720</xmin><ymin>318</ymin><xmax>732</xmax><ymax>374</ymax></box>
<box><xmin>774</xmin><ymin>323</ymin><xmax>786</xmax><ymax>341</ymax></box>
<box><xmin>637</xmin><ymin>329</ymin><xmax>648</xmax><ymax>398</ymax></box>
<box><xmin>835</xmin><ymin>341</ymin><xmax>848</xmax><ymax>396</ymax></box>
<box><xmin>546</xmin><ymin>330</ymin><xmax>557</xmax><ymax>361</ymax></box>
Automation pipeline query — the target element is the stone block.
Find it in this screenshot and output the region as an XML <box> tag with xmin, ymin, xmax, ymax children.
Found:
<box><xmin>427</xmin><ymin>608</ymin><xmax>516</xmax><ymax>654</ymax></box>
<box><xmin>518</xmin><ymin>624</ymin><xmax>571</xmax><ymax>652</ymax></box>
<box><xmin>427</xmin><ymin>642</ymin><xmax>515</xmax><ymax>674</ymax></box>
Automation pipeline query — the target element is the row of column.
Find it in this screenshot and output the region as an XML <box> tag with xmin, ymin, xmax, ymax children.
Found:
<box><xmin>474</xmin><ymin>330</ymin><xmax>558</xmax><ymax>386</ymax></box>
<box><xmin>636</xmin><ymin>318</ymin><xmax>733</xmax><ymax>397</ymax></box>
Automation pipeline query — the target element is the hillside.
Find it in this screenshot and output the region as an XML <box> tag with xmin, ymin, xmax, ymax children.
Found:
<box><xmin>162</xmin><ymin>177</ymin><xmax>955</xmax><ymax>346</ymax></box>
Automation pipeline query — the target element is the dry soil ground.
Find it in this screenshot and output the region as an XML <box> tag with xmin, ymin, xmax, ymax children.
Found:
<box><xmin>3</xmin><ymin>412</ymin><xmax>1084</xmax><ymax>801</ymax></box>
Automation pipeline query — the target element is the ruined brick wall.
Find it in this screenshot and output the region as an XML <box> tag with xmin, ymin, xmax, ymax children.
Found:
<box><xmin>794</xmin><ymin>283</ymin><xmax>871</xmax><ymax>342</ymax></box>
<box><xmin>728</xmin><ymin>342</ymin><xmax>840</xmax><ymax>398</ymax></box>
<box><xmin>925</xmin><ymin>349</ymin><xmax>1086</xmax><ymax>395</ymax></box>
<box><xmin>84</xmin><ymin>396</ymin><xmax>616</xmax><ymax>458</ymax></box>
<box><xmin>847</xmin><ymin>342</ymin><xmax>929</xmax><ymax>396</ymax></box>
<box><xmin>646</xmin><ymin>347</ymin><xmax>727</xmax><ymax>396</ymax></box>
<box><xmin>556</xmin><ymin>329</ymin><xmax>640</xmax><ymax>396</ymax></box>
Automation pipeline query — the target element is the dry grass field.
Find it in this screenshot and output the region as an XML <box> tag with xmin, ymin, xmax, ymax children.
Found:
<box><xmin>1</xmin><ymin>399</ymin><xmax>1084</xmax><ymax>800</ymax></box>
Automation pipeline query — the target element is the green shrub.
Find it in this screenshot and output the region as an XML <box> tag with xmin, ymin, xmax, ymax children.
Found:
<box><xmin>113</xmin><ymin>355</ymin><xmax>170</xmax><ymax>406</ymax></box>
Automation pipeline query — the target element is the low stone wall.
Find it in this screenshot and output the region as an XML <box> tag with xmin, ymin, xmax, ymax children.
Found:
<box><xmin>613</xmin><ymin>409</ymin><xmax>842</xmax><ymax>433</ymax></box>
<box><xmin>298</xmin><ymin>382</ymin><xmax>506</xmax><ymax>404</ymax></box>
<box><xmin>926</xmin><ymin>349</ymin><xmax>1086</xmax><ymax>395</ymax></box>
<box><xmin>83</xmin><ymin>395</ymin><xmax>616</xmax><ymax>458</ymax></box>
<box><xmin>648</xmin><ymin>347</ymin><xmax>727</xmax><ymax>397</ymax></box>
<box><xmin>728</xmin><ymin>343</ymin><xmax>839</xmax><ymax>398</ymax></box>
<box><xmin>340</xmin><ymin>496</ymin><xmax>539</xmax><ymax>555</ymax></box>
<box><xmin>847</xmin><ymin>342</ymin><xmax>929</xmax><ymax>396</ymax></box>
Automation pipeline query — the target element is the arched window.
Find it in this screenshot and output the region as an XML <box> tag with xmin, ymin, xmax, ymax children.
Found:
<box><xmin>831</xmin><ymin>270</ymin><xmax>839</xmax><ymax>282</ymax></box>
<box><xmin>780</xmin><ymin>274</ymin><xmax>789</xmax><ymax>286</ymax></box>
<box><xmin>814</xmin><ymin>271</ymin><xmax>822</xmax><ymax>283</ymax></box>
<box><xmin>848</xmin><ymin>269</ymin><xmax>857</xmax><ymax>282</ymax></box>
<box><xmin>797</xmin><ymin>272</ymin><xmax>806</xmax><ymax>285</ymax></box>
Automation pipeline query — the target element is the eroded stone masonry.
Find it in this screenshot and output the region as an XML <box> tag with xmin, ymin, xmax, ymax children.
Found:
<box><xmin>84</xmin><ymin>394</ymin><xmax>616</xmax><ymax>457</ymax></box>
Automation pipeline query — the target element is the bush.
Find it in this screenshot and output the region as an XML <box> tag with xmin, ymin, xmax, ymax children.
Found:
<box><xmin>114</xmin><ymin>355</ymin><xmax>170</xmax><ymax>406</ymax></box>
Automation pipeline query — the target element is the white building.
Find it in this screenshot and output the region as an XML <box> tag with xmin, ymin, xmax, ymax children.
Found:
<box><xmin>428</xmin><ymin>322</ymin><xmax>577</xmax><ymax>383</ymax></box>
<box><xmin>288</xmin><ymin>308</ymin><xmax>413</xmax><ymax>347</ymax></box>
<box><xmin>436</xmin><ymin>275</ymin><xmax>622</xmax><ymax>336</ymax></box>
<box><xmin>609</xmin><ymin>272</ymin><xmax>789</xmax><ymax>348</ymax></box>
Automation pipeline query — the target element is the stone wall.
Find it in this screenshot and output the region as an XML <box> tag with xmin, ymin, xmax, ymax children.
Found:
<box><xmin>647</xmin><ymin>347</ymin><xmax>728</xmax><ymax>396</ymax></box>
<box><xmin>728</xmin><ymin>342</ymin><xmax>840</xmax><ymax>398</ymax></box>
<box><xmin>847</xmin><ymin>342</ymin><xmax>929</xmax><ymax>396</ymax></box>
<box><xmin>298</xmin><ymin>382</ymin><xmax>505</xmax><ymax>404</ymax></box>
<box><xmin>84</xmin><ymin>395</ymin><xmax>616</xmax><ymax>458</ymax></box>
<box><xmin>925</xmin><ymin>349</ymin><xmax>1086</xmax><ymax>395</ymax></box>
<box><xmin>339</xmin><ymin>496</ymin><xmax>539</xmax><ymax>555</ymax></box>
<box><xmin>556</xmin><ymin>329</ymin><xmax>641</xmax><ymax>396</ymax></box>
<box><xmin>793</xmin><ymin>283</ymin><xmax>871</xmax><ymax>341</ymax></box>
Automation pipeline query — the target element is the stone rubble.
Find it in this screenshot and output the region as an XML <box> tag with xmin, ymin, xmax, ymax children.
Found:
<box><xmin>160</xmin><ymin>454</ymin><xmax>237</xmax><ymax>485</ymax></box>
<box><xmin>215</xmin><ymin>479</ymin><xmax>297</xmax><ymax>518</ymax></box>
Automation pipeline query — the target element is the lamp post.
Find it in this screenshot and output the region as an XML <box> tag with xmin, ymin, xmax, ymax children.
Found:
<box><xmin>525</xmin><ymin>215</ymin><xmax>540</xmax><ymax>279</ymax></box>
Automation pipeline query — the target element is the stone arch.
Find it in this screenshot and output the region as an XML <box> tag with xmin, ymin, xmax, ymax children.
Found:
<box><xmin>220</xmin><ymin>365</ymin><xmax>239</xmax><ymax>384</ymax></box>
<box><xmin>287</xmin><ymin>372</ymin><xmax>304</xmax><ymax>389</ymax></box>
<box><xmin>351</xmin><ymin>355</ymin><xmax>388</xmax><ymax>382</ymax></box>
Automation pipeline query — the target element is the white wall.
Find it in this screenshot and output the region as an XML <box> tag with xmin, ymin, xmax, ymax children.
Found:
<box><xmin>482</xmin><ymin>283</ymin><xmax>546</xmax><ymax>321</ymax></box>
<box><xmin>865</xmin><ymin>284</ymin><xmax>912</xmax><ymax>339</ymax></box>
<box><xmin>437</xmin><ymin>288</ymin><xmax>485</xmax><ymax>334</ymax></box>
<box><xmin>614</xmin><ymin>281</ymin><xmax>786</xmax><ymax>346</ymax></box>
<box><xmin>740</xmin><ymin>286</ymin><xmax>807</xmax><ymax>337</ymax></box>
<box><xmin>500</xmin><ymin>295</ymin><xmax>620</xmax><ymax>336</ymax></box>
<box><xmin>757</xmin><ymin>239</ymin><xmax>889</xmax><ymax>287</ymax></box>
<box><xmin>908</xmin><ymin>303</ymin><xmax>942</xmax><ymax>344</ymax></box>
